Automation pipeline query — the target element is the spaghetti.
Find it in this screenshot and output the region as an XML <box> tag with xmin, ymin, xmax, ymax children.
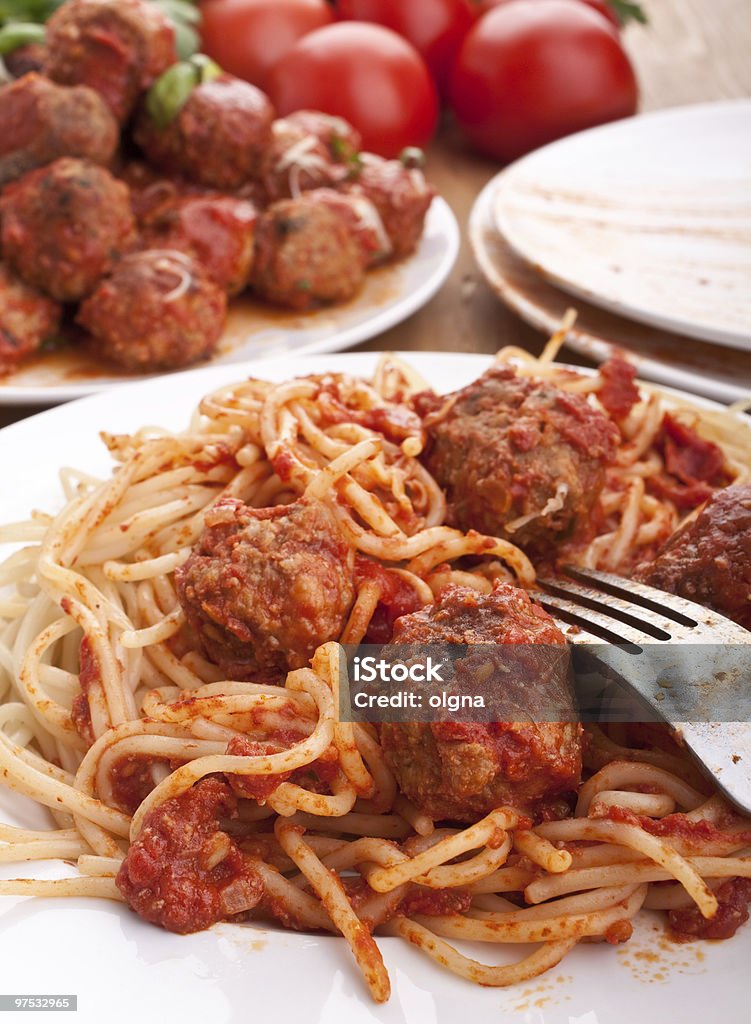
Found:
<box><xmin>1</xmin><ymin>347</ymin><xmax>751</xmax><ymax>1003</ymax></box>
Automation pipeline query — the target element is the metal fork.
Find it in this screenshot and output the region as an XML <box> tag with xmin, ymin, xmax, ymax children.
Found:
<box><xmin>537</xmin><ymin>566</ymin><xmax>751</xmax><ymax>816</ymax></box>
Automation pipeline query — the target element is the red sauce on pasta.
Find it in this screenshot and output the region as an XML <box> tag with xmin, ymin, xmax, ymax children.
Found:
<box><xmin>355</xmin><ymin>556</ymin><xmax>424</xmax><ymax>643</ymax></box>
<box><xmin>225</xmin><ymin>735</ymin><xmax>292</xmax><ymax>802</ymax></box>
<box><xmin>648</xmin><ymin>413</ymin><xmax>730</xmax><ymax>509</ymax></box>
<box><xmin>605</xmin><ymin>805</ymin><xmax>751</xmax><ymax>852</ymax></box>
<box><xmin>70</xmin><ymin>634</ymin><xmax>98</xmax><ymax>746</ymax></box>
<box><xmin>669</xmin><ymin>879</ymin><xmax>751</xmax><ymax>941</ymax></box>
<box><xmin>116</xmin><ymin>777</ymin><xmax>264</xmax><ymax>933</ymax></box>
<box><xmin>596</xmin><ymin>356</ymin><xmax>640</xmax><ymax>420</ymax></box>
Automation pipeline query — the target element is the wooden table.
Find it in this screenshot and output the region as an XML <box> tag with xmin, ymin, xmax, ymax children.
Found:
<box><xmin>360</xmin><ymin>0</ymin><xmax>751</xmax><ymax>358</ymax></box>
<box><xmin>1</xmin><ymin>0</ymin><xmax>749</xmax><ymax>429</ymax></box>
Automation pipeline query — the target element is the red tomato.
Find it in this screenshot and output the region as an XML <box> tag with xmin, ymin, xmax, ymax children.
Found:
<box><xmin>199</xmin><ymin>0</ymin><xmax>334</xmax><ymax>90</ymax></box>
<box><xmin>334</xmin><ymin>0</ymin><xmax>475</xmax><ymax>97</ymax></box>
<box><xmin>267</xmin><ymin>23</ymin><xmax>439</xmax><ymax>156</ymax></box>
<box><xmin>450</xmin><ymin>0</ymin><xmax>638</xmax><ymax>163</ymax></box>
<box><xmin>476</xmin><ymin>0</ymin><xmax>621</xmax><ymax>28</ymax></box>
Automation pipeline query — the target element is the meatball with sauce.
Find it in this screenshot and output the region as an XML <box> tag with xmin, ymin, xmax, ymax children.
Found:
<box><xmin>175</xmin><ymin>497</ymin><xmax>356</xmax><ymax>680</ymax></box>
<box><xmin>76</xmin><ymin>250</ymin><xmax>226</xmax><ymax>371</ymax></box>
<box><xmin>139</xmin><ymin>194</ymin><xmax>259</xmax><ymax>296</ymax></box>
<box><xmin>304</xmin><ymin>189</ymin><xmax>393</xmax><ymax>267</ymax></box>
<box><xmin>45</xmin><ymin>0</ymin><xmax>177</xmax><ymax>122</ymax></box>
<box><xmin>344</xmin><ymin>153</ymin><xmax>434</xmax><ymax>260</ymax></box>
<box><xmin>0</xmin><ymin>263</ymin><xmax>62</xmax><ymax>373</ymax></box>
<box><xmin>417</xmin><ymin>367</ymin><xmax>619</xmax><ymax>551</ymax></box>
<box><xmin>251</xmin><ymin>192</ymin><xmax>367</xmax><ymax>310</ymax></box>
<box><xmin>380</xmin><ymin>582</ymin><xmax>582</xmax><ymax>822</ymax></box>
<box><xmin>634</xmin><ymin>484</ymin><xmax>751</xmax><ymax>631</ymax></box>
<box><xmin>0</xmin><ymin>73</ymin><xmax>118</xmax><ymax>188</ymax></box>
<box><xmin>260</xmin><ymin>111</ymin><xmax>360</xmax><ymax>202</ymax></box>
<box><xmin>1</xmin><ymin>158</ymin><xmax>135</xmax><ymax>302</ymax></box>
<box><xmin>286</xmin><ymin>110</ymin><xmax>361</xmax><ymax>161</ymax></box>
<box><xmin>134</xmin><ymin>75</ymin><xmax>274</xmax><ymax>190</ymax></box>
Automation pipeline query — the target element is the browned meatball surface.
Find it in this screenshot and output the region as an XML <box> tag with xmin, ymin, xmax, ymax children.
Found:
<box><xmin>302</xmin><ymin>189</ymin><xmax>393</xmax><ymax>267</ymax></box>
<box><xmin>77</xmin><ymin>250</ymin><xmax>226</xmax><ymax>371</ymax></box>
<box><xmin>344</xmin><ymin>154</ymin><xmax>434</xmax><ymax>259</ymax></box>
<box><xmin>139</xmin><ymin>194</ymin><xmax>259</xmax><ymax>295</ymax></box>
<box><xmin>285</xmin><ymin>110</ymin><xmax>361</xmax><ymax>160</ymax></box>
<box><xmin>380</xmin><ymin>582</ymin><xmax>582</xmax><ymax>823</ymax></box>
<box><xmin>134</xmin><ymin>75</ymin><xmax>274</xmax><ymax>190</ymax></box>
<box><xmin>0</xmin><ymin>263</ymin><xmax>62</xmax><ymax>373</ymax></box>
<box><xmin>417</xmin><ymin>367</ymin><xmax>619</xmax><ymax>551</ymax></box>
<box><xmin>260</xmin><ymin>111</ymin><xmax>360</xmax><ymax>202</ymax></box>
<box><xmin>0</xmin><ymin>73</ymin><xmax>118</xmax><ymax>189</ymax></box>
<box><xmin>634</xmin><ymin>484</ymin><xmax>751</xmax><ymax>631</ymax></box>
<box><xmin>175</xmin><ymin>497</ymin><xmax>356</xmax><ymax>680</ymax></box>
<box><xmin>251</xmin><ymin>193</ymin><xmax>366</xmax><ymax>310</ymax></box>
<box><xmin>45</xmin><ymin>0</ymin><xmax>177</xmax><ymax>122</ymax></box>
<box><xmin>1</xmin><ymin>158</ymin><xmax>135</xmax><ymax>302</ymax></box>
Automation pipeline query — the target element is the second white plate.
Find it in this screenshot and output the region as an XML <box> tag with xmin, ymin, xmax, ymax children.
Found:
<box><xmin>493</xmin><ymin>101</ymin><xmax>751</xmax><ymax>350</ymax></box>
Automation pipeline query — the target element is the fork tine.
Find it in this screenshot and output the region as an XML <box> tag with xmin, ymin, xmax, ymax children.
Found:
<box><xmin>562</xmin><ymin>565</ymin><xmax>699</xmax><ymax>627</ymax></box>
<box><xmin>563</xmin><ymin>565</ymin><xmax>751</xmax><ymax>642</ymax></box>
<box><xmin>539</xmin><ymin>576</ymin><xmax>673</xmax><ymax>641</ymax></box>
<box><xmin>535</xmin><ymin>591</ymin><xmax>647</xmax><ymax>647</ymax></box>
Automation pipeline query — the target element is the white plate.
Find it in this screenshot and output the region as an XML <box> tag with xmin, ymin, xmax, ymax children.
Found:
<box><xmin>493</xmin><ymin>101</ymin><xmax>751</xmax><ymax>350</ymax></box>
<box><xmin>1</xmin><ymin>353</ymin><xmax>746</xmax><ymax>1024</ymax></box>
<box><xmin>0</xmin><ymin>199</ymin><xmax>458</xmax><ymax>406</ymax></box>
<box><xmin>469</xmin><ymin>175</ymin><xmax>751</xmax><ymax>405</ymax></box>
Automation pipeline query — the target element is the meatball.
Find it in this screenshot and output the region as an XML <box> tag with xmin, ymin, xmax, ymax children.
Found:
<box><xmin>134</xmin><ymin>75</ymin><xmax>274</xmax><ymax>190</ymax></box>
<box><xmin>286</xmin><ymin>110</ymin><xmax>361</xmax><ymax>161</ymax></box>
<box><xmin>302</xmin><ymin>189</ymin><xmax>393</xmax><ymax>267</ymax></box>
<box><xmin>344</xmin><ymin>154</ymin><xmax>434</xmax><ymax>259</ymax></box>
<box><xmin>634</xmin><ymin>484</ymin><xmax>751</xmax><ymax>631</ymax></box>
<box><xmin>260</xmin><ymin>111</ymin><xmax>360</xmax><ymax>202</ymax></box>
<box><xmin>139</xmin><ymin>194</ymin><xmax>259</xmax><ymax>295</ymax></box>
<box><xmin>418</xmin><ymin>367</ymin><xmax>619</xmax><ymax>550</ymax></box>
<box><xmin>251</xmin><ymin>193</ymin><xmax>366</xmax><ymax>310</ymax></box>
<box><xmin>0</xmin><ymin>263</ymin><xmax>62</xmax><ymax>373</ymax></box>
<box><xmin>1</xmin><ymin>158</ymin><xmax>135</xmax><ymax>302</ymax></box>
<box><xmin>116</xmin><ymin>160</ymin><xmax>198</xmax><ymax>221</ymax></box>
<box><xmin>76</xmin><ymin>250</ymin><xmax>226</xmax><ymax>371</ymax></box>
<box><xmin>175</xmin><ymin>497</ymin><xmax>356</xmax><ymax>679</ymax></box>
<box><xmin>380</xmin><ymin>582</ymin><xmax>582</xmax><ymax>822</ymax></box>
<box><xmin>0</xmin><ymin>73</ymin><xmax>118</xmax><ymax>188</ymax></box>
<box><xmin>45</xmin><ymin>0</ymin><xmax>177</xmax><ymax>122</ymax></box>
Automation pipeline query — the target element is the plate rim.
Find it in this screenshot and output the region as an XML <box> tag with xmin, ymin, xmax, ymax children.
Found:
<box><xmin>468</xmin><ymin>175</ymin><xmax>751</xmax><ymax>406</ymax></box>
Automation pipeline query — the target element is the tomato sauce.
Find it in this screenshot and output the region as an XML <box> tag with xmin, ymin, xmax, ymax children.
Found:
<box><xmin>605</xmin><ymin>805</ymin><xmax>751</xmax><ymax>852</ymax></box>
<box><xmin>110</xmin><ymin>756</ymin><xmax>164</xmax><ymax>814</ymax></box>
<box><xmin>648</xmin><ymin>413</ymin><xmax>730</xmax><ymax>509</ymax></box>
<box><xmin>355</xmin><ymin>556</ymin><xmax>424</xmax><ymax>643</ymax></box>
<box><xmin>596</xmin><ymin>356</ymin><xmax>640</xmax><ymax>420</ymax></box>
<box><xmin>225</xmin><ymin>735</ymin><xmax>292</xmax><ymax>802</ymax></box>
<box><xmin>70</xmin><ymin>635</ymin><xmax>98</xmax><ymax>747</ymax></box>
<box><xmin>669</xmin><ymin>879</ymin><xmax>751</xmax><ymax>941</ymax></box>
<box><xmin>117</xmin><ymin>777</ymin><xmax>264</xmax><ymax>933</ymax></box>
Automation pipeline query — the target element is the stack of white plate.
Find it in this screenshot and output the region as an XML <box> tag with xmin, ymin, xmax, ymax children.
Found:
<box><xmin>469</xmin><ymin>100</ymin><xmax>751</xmax><ymax>403</ymax></box>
